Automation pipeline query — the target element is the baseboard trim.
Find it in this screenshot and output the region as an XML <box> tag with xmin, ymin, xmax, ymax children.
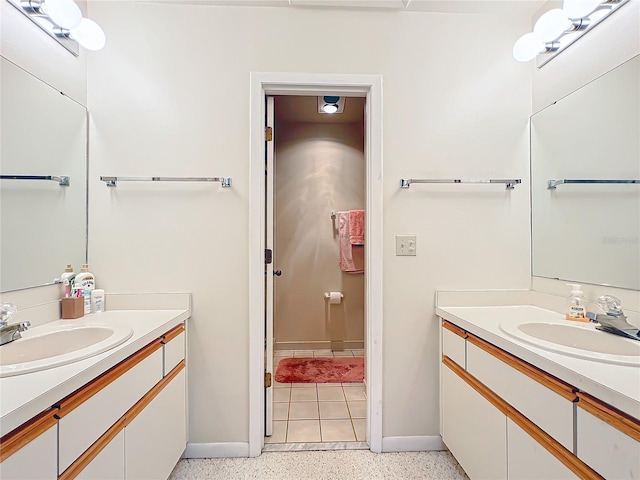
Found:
<box><xmin>381</xmin><ymin>436</ymin><xmax>445</xmax><ymax>452</ymax></box>
<box><xmin>183</xmin><ymin>442</ymin><xmax>250</xmax><ymax>458</ymax></box>
<box><xmin>275</xmin><ymin>340</ymin><xmax>364</xmax><ymax>351</ymax></box>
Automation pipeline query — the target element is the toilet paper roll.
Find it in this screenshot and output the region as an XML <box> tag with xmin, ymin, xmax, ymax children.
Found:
<box><xmin>328</xmin><ymin>291</ymin><xmax>343</xmax><ymax>304</ymax></box>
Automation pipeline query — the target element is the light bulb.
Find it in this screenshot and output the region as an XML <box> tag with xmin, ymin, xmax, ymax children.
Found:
<box><xmin>44</xmin><ymin>0</ymin><xmax>82</xmax><ymax>29</ymax></box>
<box><xmin>322</xmin><ymin>104</ymin><xmax>338</xmax><ymax>114</ymax></box>
<box><xmin>534</xmin><ymin>9</ymin><xmax>572</xmax><ymax>43</ymax></box>
<box><xmin>513</xmin><ymin>33</ymin><xmax>547</xmax><ymax>62</ymax></box>
<box><xmin>563</xmin><ymin>0</ymin><xmax>602</xmax><ymax>19</ymax></box>
<box><xmin>70</xmin><ymin>18</ymin><xmax>106</xmax><ymax>51</ymax></box>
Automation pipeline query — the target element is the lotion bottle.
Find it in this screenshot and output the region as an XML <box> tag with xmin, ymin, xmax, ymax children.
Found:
<box><xmin>566</xmin><ymin>283</ymin><xmax>587</xmax><ymax>321</ymax></box>
<box><xmin>74</xmin><ymin>264</ymin><xmax>95</xmax><ymax>314</ymax></box>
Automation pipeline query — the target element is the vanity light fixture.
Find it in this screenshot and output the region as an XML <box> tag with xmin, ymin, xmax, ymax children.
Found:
<box><xmin>513</xmin><ymin>0</ymin><xmax>629</xmax><ymax>67</ymax></box>
<box><xmin>6</xmin><ymin>0</ymin><xmax>106</xmax><ymax>56</ymax></box>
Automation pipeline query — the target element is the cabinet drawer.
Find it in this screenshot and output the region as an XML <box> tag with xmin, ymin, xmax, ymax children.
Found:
<box><xmin>58</xmin><ymin>347</ymin><xmax>163</xmax><ymax>474</ymax></box>
<box><xmin>163</xmin><ymin>327</ymin><xmax>185</xmax><ymax>376</ymax></box>
<box><xmin>466</xmin><ymin>338</ymin><xmax>575</xmax><ymax>451</ymax></box>
<box><xmin>442</xmin><ymin>321</ymin><xmax>466</xmax><ymax>368</ymax></box>
<box><xmin>576</xmin><ymin>395</ymin><xmax>640</xmax><ymax>480</ymax></box>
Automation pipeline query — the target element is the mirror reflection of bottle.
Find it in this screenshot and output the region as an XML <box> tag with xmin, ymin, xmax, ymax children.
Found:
<box><xmin>74</xmin><ymin>264</ymin><xmax>95</xmax><ymax>314</ymax></box>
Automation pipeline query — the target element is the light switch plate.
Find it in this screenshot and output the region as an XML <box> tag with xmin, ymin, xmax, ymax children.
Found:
<box><xmin>396</xmin><ymin>235</ymin><xmax>417</xmax><ymax>256</ymax></box>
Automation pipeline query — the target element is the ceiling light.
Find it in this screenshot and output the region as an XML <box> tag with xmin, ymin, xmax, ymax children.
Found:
<box><xmin>513</xmin><ymin>33</ymin><xmax>549</xmax><ymax>62</ymax></box>
<box><xmin>43</xmin><ymin>0</ymin><xmax>82</xmax><ymax>30</ymax></box>
<box><xmin>322</xmin><ymin>103</ymin><xmax>339</xmax><ymax>114</ymax></box>
<box><xmin>318</xmin><ymin>95</ymin><xmax>345</xmax><ymax>114</ymax></box>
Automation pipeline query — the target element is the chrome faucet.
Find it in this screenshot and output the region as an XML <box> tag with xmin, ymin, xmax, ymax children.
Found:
<box><xmin>0</xmin><ymin>303</ymin><xmax>31</xmax><ymax>346</ymax></box>
<box><xmin>586</xmin><ymin>295</ymin><xmax>640</xmax><ymax>341</ymax></box>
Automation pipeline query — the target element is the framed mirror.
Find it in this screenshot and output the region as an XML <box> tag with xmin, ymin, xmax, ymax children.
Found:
<box><xmin>0</xmin><ymin>57</ymin><xmax>88</xmax><ymax>292</ymax></box>
<box><xmin>531</xmin><ymin>55</ymin><xmax>639</xmax><ymax>290</ymax></box>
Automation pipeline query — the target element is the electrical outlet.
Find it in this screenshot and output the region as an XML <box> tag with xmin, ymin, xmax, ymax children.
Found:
<box><xmin>396</xmin><ymin>235</ymin><xmax>417</xmax><ymax>256</ymax></box>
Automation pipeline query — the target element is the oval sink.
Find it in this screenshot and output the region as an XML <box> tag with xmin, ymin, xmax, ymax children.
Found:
<box><xmin>0</xmin><ymin>324</ymin><xmax>133</xmax><ymax>377</ymax></box>
<box><xmin>500</xmin><ymin>321</ymin><xmax>640</xmax><ymax>366</ymax></box>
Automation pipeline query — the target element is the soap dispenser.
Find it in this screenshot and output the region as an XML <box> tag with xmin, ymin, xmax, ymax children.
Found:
<box><xmin>566</xmin><ymin>283</ymin><xmax>587</xmax><ymax>322</ymax></box>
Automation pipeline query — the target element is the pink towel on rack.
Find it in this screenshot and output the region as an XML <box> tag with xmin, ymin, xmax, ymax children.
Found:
<box><xmin>338</xmin><ymin>212</ymin><xmax>364</xmax><ymax>274</ymax></box>
<box><xmin>349</xmin><ymin>210</ymin><xmax>365</xmax><ymax>245</ymax></box>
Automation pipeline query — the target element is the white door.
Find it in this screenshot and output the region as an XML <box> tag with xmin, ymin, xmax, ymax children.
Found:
<box><xmin>264</xmin><ymin>95</ymin><xmax>275</xmax><ymax>437</ymax></box>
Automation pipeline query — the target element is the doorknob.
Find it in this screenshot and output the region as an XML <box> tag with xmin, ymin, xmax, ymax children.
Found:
<box><xmin>274</xmin><ymin>270</ymin><xmax>282</xmax><ymax>276</ymax></box>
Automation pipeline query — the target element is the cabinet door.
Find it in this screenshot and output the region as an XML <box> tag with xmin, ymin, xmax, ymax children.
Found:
<box><xmin>125</xmin><ymin>369</ymin><xmax>186</xmax><ymax>480</ymax></box>
<box><xmin>442</xmin><ymin>363</ymin><xmax>507</xmax><ymax>479</ymax></box>
<box><xmin>0</xmin><ymin>425</ymin><xmax>57</xmax><ymax>480</ymax></box>
<box><xmin>76</xmin><ymin>430</ymin><xmax>125</xmax><ymax>480</ymax></box>
<box><xmin>507</xmin><ymin>419</ymin><xmax>578</xmax><ymax>480</ymax></box>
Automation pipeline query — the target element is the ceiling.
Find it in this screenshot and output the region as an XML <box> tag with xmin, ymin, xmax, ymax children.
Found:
<box><xmin>142</xmin><ymin>0</ymin><xmax>546</xmax><ymax>16</ymax></box>
<box><xmin>275</xmin><ymin>96</ymin><xmax>365</xmax><ymax>124</ymax></box>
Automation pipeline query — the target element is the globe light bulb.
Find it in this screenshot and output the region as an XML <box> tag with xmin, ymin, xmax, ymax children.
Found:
<box><xmin>563</xmin><ymin>0</ymin><xmax>602</xmax><ymax>19</ymax></box>
<box><xmin>44</xmin><ymin>0</ymin><xmax>82</xmax><ymax>29</ymax></box>
<box><xmin>513</xmin><ymin>33</ymin><xmax>547</xmax><ymax>62</ymax></box>
<box><xmin>70</xmin><ymin>18</ymin><xmax>106</xmax><ymax>51</ymax></box>
<box><xmin>322</xmin><ymin>104</ymin><xmax>338</xmax><ymax>114</ymax></box>
<box><xmin>534</xmin><ymin>9</ymin><xmax>572</xmax><ymax>43</ymax></box>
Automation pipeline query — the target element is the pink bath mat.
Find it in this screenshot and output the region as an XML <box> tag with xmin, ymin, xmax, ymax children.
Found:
<box><xmin>275</xmin><ymin>357</ymin><xmax>364</xmax><ymax>383</ymax></box>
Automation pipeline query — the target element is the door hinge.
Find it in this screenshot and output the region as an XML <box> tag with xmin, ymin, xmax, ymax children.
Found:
<box><xmin>265</xmin><ymin>248</ymin><xmax>273</xmax><ymax>265</ymax></box>
<box><xmin>265</xmin><ymin>126</ymin><xmax>273</xmax><ymax>142</ymax></box>
<box><xmin>264</xmin><ymin>372</ymin><xmax>272</xmax><ymax>388</ymax></box>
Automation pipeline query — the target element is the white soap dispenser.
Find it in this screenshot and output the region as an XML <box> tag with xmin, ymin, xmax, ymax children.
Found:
<box><xmin>566</xmin><ymin>283</ymin><xmax>587</xmax><ymax>322</ymax></box>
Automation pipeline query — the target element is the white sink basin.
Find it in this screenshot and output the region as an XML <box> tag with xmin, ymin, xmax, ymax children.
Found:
<box><xmin>500</xmin><ymin>320</ymin><xmax>640</xmax><ymax>366</ymax></box>
<box><xmin>0</xmin><ymin>322</ymin><xmax>133</xmax><ymax>377</ymax></box>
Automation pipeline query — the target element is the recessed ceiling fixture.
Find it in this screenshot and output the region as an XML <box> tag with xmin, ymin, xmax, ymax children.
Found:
<box><xmin>318</xmin><ymin>96</ymin><xmax>345</xmax><ymax>114</ymax></box>
<box><xmin>513</xmin><ymin>0</ymin><xmax>629</xmax><ymax>67</ymax></box>
<box><xmin>7</xmin><ymin>0</ymin><xmax>106</xmax><ymax>56</ymax></box>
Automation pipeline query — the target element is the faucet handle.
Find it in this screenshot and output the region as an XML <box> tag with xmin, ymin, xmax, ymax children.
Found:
<box><xmin>0</xmin><ymin>303</ymin><xmax>17</xmax><ymax>324</ymax></box>
<box><xmin>597</xmin><ymin>295</ymin><xmax>623</xmax><ymax>314</ymax></box>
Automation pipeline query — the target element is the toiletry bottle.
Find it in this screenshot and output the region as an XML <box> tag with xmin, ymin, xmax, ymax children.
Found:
<box><xmin>566</xmin><ymin>283</ymin><xmax>587</xmax><ymax>321</ymax></box>
<box><xmin>74</xmin><ymin>264</ymin><xmax>95</xmax><ymax>314</ymax></box>
<box><xmin>60</xmin><ymin>264</ymin><xmax>75</xmax><ymax>283</ymax></box>
<box><xmin>91</xmin><ymin>289</ymin><xmax>105</xmax><ymax>313</ymax></box>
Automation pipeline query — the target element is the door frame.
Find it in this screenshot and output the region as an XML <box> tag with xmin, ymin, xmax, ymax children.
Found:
<box><xmin>249</xmin><ymin>72</ymin><xmax>383</xmax><ymax>457</ymax></box>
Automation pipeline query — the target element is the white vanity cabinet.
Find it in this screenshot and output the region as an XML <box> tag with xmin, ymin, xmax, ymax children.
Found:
<box><xmin>440</xmin><ymin>320</ymin><xmax>600</xmax><ymax>480</ymax></box>
<box><xmin>0</xmin><ymin>411</ymin><xmax>57</xmax><ymax>480</ymax></box>
<box><xmin>1</xmin><ymin>322</ymin><xmax>187</xmax><ymax>480</ymax></box>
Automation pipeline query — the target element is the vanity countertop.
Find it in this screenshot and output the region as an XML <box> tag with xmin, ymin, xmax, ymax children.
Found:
<box><xmin>436</xmin><ymin>305</ymin><xmax>640</xmax><ymax>420</ymax></box>
<box><xmin>0</xmin><ymin>309</ymin><xmax>189</xmax><ymax>437</ymax></box>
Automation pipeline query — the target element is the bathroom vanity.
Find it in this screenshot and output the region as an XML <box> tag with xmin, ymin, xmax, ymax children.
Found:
<box><xmin>437</xmin><ymin>302</ymin><xmax>640</xmax><ymax>480</ymax></box>
<box><xmin>0</xmin><ymin>307</ymin><xmax>189</xmax><ymax>480</ymax></box>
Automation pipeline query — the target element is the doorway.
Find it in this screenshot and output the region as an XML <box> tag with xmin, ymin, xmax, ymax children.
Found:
<box><xmin>265</xmin><ymin>95</ymin><xmax>366</xmax><ymax>447</ymax></box>
<box><xmin>248</xmin><ymin>72</ymin><xmax>383</xmax><ymax>457</ymax></box>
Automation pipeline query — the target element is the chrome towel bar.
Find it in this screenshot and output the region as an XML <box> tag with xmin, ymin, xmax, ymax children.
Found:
<box><xmin>547</xmin><ymin>179</ymin><xmax>640</xmax><ymax>189</ymax></box>
<box><xmin>0</xmin><ymin>175</ymin><xmax>70</xmax><ymax>186</ymax></box>
<box><xmin>100</xmin><ymin>176</ymin><xmax>232</xmax><ymax>187</ymax></box>
<box><xmin>400</xmin><ymin>178</ymin><xmax>521</xmax><ymax>189</ymax></box>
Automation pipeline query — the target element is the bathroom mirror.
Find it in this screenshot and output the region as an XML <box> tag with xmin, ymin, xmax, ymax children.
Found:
<box><xmin>0</xmin><ymin>57</ymin><xmax>88</xmax><ymax>292</ymax></box>
<box><xmin>531</xmin><ymin>55</ymin><xmax>639</xmax><ymax>290</ymax></box>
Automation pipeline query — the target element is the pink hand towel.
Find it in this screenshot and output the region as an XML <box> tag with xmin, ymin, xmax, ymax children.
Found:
<box><xmin>338</xmin><ymin>212</ymin><xmax>364</xmax><ymax>274</ymax></box>
<box><xmin>349</xmin><ymin>210</ymin><xmax>365</xmax><ymax>245</ymax></box>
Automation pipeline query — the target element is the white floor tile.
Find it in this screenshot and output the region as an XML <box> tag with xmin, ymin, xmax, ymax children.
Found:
<box><xmin>319</xmin><ymin>401</ymin><xmax>350</xmax><ymax>420</ymax></box>
<box><xmin>289</xmin><ymin>402</ymin><xmax>319</xmax><ymax>420</ymax></box>
<box><xmin>317</xmin><ymin>386</ymin><xmax>345</xmax><ymax>401</ymax></box>
<box><xmin>264</xmin><ymin>421</ymin><xmax>287</xmax><ymax>444</ymax></box>
<box><xmin>343</xmin><ymin>386</ymin><xmax>366</xmax><ymax>401</ymax></box>
<box><xmin>294</xmin><ymin>350</ymin><xmax>315</xmax><ymax>357</ymax></box>
<box><xmin>332</xmin><ymin>350</ymin><xmax>354</xmax><ymax>357</ymax></box>
<box><xmin>291</xmin><ymin>388</ymin><xmax>317</xmax><ymax>402</ymax></box>
<box><xmin>291</xmin><ymin>382</ymin><xmax>316</xmax><ymax>389</ymax></box>
<box><xmin>313</xmin><ymin>350</ymin><xmax>334</xmax><ymax>357</ymax></box>
<box><xmin>273</xmin><ymin>388</ymin><xmax>291</xmax><ymax>403</ymax></box>
<box><xmin>347</xmin><ymin>401</ymin><xmax>366</xmax><ymax>419</ymax></box>
<box><xmin>287</xmin><ymin>420</ymin><xmax>321</xmax><ymax>443</ymax></box>
<box><xmin>273</xmin><ymin>402</ymin><xmax>289</xmax><ymax>421</ymax></box>
<box><xmin>352</xmin><ymin>419</ymin><xmax>366</xmax><ymax>442</ymax></box>
<box><xmin>320</xmin><ymin>419</ymin><xmax>356</xmax><ymax>442</ymax></box>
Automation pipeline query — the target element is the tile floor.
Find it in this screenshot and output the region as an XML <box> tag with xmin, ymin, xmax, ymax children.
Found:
<box><xmin>266</xmin><ymin>349</ymin><xmax>365</xmax><ymax>444</ymax></box>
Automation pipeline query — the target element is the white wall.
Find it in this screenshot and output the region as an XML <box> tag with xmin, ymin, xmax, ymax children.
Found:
<box><xmin>274</xmin><ymin>120</ymin><xmax>365</xmax><ymax>350</ymax></box>
<box><xmin>86</xmin><ymin>2</ymin><xmax>533</xmax><ymax>447</ymax></box>
<box><xmin>531</xmin><ymin>0</ymin><xmax>640</xmax><ymax>312</ymax></box>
